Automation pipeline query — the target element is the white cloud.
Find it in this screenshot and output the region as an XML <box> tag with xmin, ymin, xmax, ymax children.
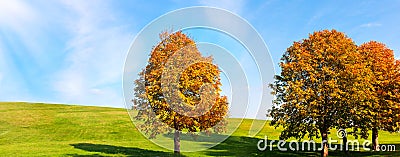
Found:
<box><xmin>0</xmin><ymin>0</ymin><xmax>37</xmax><ymax>29</ymax></box>
<box><xmin>199</xmin><ymin>0</ymin><xmax>245</xmax><ymax>15</ymax></box>
<box><xmin>0</xmin><ymin>0</ymin><xmax>65</xmax><ymax>68</ymax></box>
<box><xmin>0</xmin><ymin>42</ymin><xmax>33</xmax><ymax>101</ymax></box>
<box><xmin>0</xmin><ymin>42</ymin><xmax>3</xmax><ymax>65</ymax></box>
<box><xmin>53</xmin><ymin>0</ymin><xmax>133</xmax><ymax>107</ymax></box>
<box><xmin>0</xmin><ymin>0</ymin><xmax>41</xmax><ymax>58</ymax></box>
<box><xmin>360</xmin><ymin>22</ymin><xmax>382</xmax><ymax>28</ymax></box>
<box><xmin>307</xmin><ymin>13</ymin><xmax>324</xmax><ymax>26</ymax></box>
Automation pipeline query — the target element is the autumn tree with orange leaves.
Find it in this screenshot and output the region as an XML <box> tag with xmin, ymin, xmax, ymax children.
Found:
<box><xmin>133</xmin><ymin>70</ymin><xmax>173</xmax><ymax>138</ymax></box>
<box><xmin>270</xmin><ymin>30</ymin><xmax>376</xmax><ymax>157</ymax></box>
<box><xmin>133</xmin><ymin>31</ymin><xmax>228</xmax><ymax>154</ymax></box>
<box><xmin>358</xmin><ymin>41</ymin><xmax>400</xmax><ymax>151</ymax></box>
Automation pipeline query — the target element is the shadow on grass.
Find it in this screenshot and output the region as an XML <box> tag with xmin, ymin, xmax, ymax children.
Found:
<box><xmin>162</xmin><ymin>132</ymin><xmax>230</xmax><ymax>143</ymax></box>
<box><xmin>68</xmin><ymin>143</ymin><xmax>182</xmax><ymax>157</ymax></box>
<box><xmin>203</xmin><ymin>136</ymin><xmax>400</xmax><ymax>157</ymax></box>
<box><xmin>68</xmin><ymin>140</ymin><xmax>399</xmax><ymax>156</ymax></box>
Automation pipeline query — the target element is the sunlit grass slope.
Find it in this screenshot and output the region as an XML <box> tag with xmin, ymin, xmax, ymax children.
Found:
<box><xmin>0</xmin><ymin>102</ymin><xmax>399</xmax><ymax>156</ymax></box>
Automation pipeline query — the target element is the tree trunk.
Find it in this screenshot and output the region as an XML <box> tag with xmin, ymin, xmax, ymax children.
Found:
<box><xmin>372</xmin><ymin>128</ymin><xmax>379</xmax><ymax>151</ymax></box>
<box><xmin>173</xmin><ymin>114</ymin><xmax>181</xmax><ymax>155</ymax></box>
<box><xmin>174</xmin><ymin>129</ymin><xmax>181</xmax><ymax>154</ymax></box>
<box><xmin>321</xmin><ymin>129</ymin><xmax>329</xmax><ymax>157</ymax></box>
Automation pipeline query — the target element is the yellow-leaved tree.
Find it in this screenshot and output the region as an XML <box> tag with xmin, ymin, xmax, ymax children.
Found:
<box><xmin>269</xmin><ymin>30</ymin><xmax>375</xmax><ymax>157</ymax></box>
<box><xmin>358</xmin><ymin>41</ymin><xmax>400</xmax><ymax>151</ymax></box>
<box><xmin>133</xmin><ymin>31</ymin><xmax>228</xmax><ymax>154</ymax></box>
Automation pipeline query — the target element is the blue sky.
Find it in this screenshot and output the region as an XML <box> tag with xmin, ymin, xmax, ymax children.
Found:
<box><xmin>0</xmin><ymin>0</ymin><xmax>399</xmax><ymax>119</ymax></box>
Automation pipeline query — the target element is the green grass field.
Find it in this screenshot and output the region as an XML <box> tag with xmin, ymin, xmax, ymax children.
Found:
<box><xmin>1</xmin><ymin>102</ymin><xmax>399</xmax><ymax>156</ymax></box>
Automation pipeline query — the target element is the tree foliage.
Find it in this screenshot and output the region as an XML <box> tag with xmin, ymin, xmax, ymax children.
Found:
<box><xmin>144</xmin><ymin>31</ymin><xmax>228</xmax><ymax>132</ymax></box>
<box><xmin>133</xmin><ymin>31</ymin><xmax>228</xmax><ymax>153</ymax></box>
<box><xmin>358</xmin><ymin>41</ymin><xmax>400</xmax><ymax>150</ymax></box>
<box><xmin>133</xmin><ymin>70</ymin><xmax>172</xmax><ymax>138</ymax></box>
<box><xmin>269</xmin><ymin>30</ymin><xmax>375</xmax><ymax>157</ymax></box>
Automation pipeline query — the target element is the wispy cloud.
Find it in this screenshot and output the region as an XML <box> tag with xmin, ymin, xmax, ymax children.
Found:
<box><xmin>360</xmin><ymin>22</ymin><xmax>382</xmax><ymax>28</ymax></box>
<box><xmin>0</xmin><ymin>46</ymin><xmax>4</xmax><ymax>86</ymax></box>
<box><xmin>0</xmin><ymin>0</ymin><xmax>37</xmax><ymax>29</ymax></box>
<box><xmin>0</xmin><ymin>42</ymin><xmax>32</xmax><ymax>101</ymax></box>
<box><xmin>52</xmin><ymin>0</ymin><xmax>132</xmax><ymax>107</ymax></box>
<box><xmin>0</xmin><ymin>0</ymin><xmax>44</xmax><ymax>61</ymax></box>
<box><xmin>199</xmin><ymin>0</ymin><xmax>245</xmax><ymax>14</ymax></box>
<box><xmin>0</xmin><ymin>0</ymin><xmax>39</xmax><ymax>101</ymax></box>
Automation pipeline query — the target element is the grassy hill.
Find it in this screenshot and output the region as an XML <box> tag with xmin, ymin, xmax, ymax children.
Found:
<box><xmin>0</xmin><ymin>102</ymin><xmax>399</xmax><ymax>156</ymax></box>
